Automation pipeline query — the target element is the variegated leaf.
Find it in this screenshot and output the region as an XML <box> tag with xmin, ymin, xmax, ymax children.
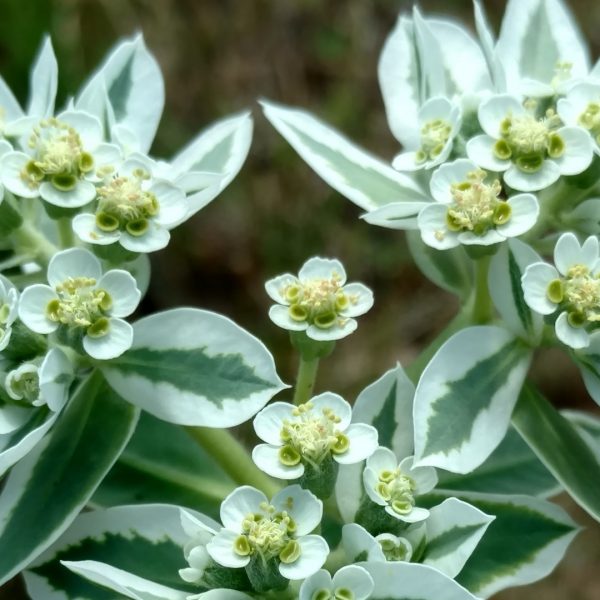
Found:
<box><xmin>170</xmin><ymin>110</ymin><xmax>253</xmax><ymax>219</ymax></box>
<box><xmin>25</xmin><ymin>504</ymin><xmax>218</xmax><ymax>599</ymax></box>
<box><xmin>488</xmin><ymin>239</ymin><xmax>543</xmax><ymax>342</ymax></box>
<box><xmin>93</xmin><ymin>412</ymin><xmax>234</xmax><ymax>518</ymax></box>
<box><xmin>261</xmin><ymin>99</ymin><xmax>428</xmax><ymax>211</ymax></box>
<box><xmin>0</xmin><ymin>371</ymin><xmax>139</xmax><ymax>585</ymax></box>
<box><xmin>512</xmin><ymin>385</ymin><xmax>600</xmax><ymax>522</ymax></box>
<box><xmin>423</xmin><ymin>497</ymin><xmax>495</xmax><ymax>578</ymax></box>
<box><xmin>101</xmin><ymin>308</ymin><xmax>287</xmax><ymax>427</ymax></box>
<box><xmin>77</xmin><ymin>34</ymin><xmax>164</xmax><ymax>153</ymax></box>
<box><xmin>413</xmin><ymin>326</ymin><xmax>531</xmax><ymax>473</ymax></box>
<box><xmin>362</xmin><ymin>562</ymin><xmax>480</xmax><ymax>600</ymax></box>
<box><xmin>421</xmin><ymin>491</ymin><xmax>579</xmax><ymax>598</ymax></box>
<box><xmin>437</xmin><ymin>425</ymin><xmax>560</xmax><ymax>498</ymax></box>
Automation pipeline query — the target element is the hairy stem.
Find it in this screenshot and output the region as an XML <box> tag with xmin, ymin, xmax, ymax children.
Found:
<box><xmin>11</xmin><ymin>222</ymin><xmax>58</xmax><ymax>267</ymax></box>
<box><xmin>471</xmin><ymin>254</ymin><xmax>493</xmax><ymax>324</ymax></box>
<box><xmin>57</xmin><ymin>217</ymin><xmax>75</xmax><ymax>249</ymax></box>
<box><xmin>292</xmin><ymin>356</ymin><xmax>320</xmax><ymax>406</ymax></box>
<box><xmin>186</xmin><ymin>426</ymin><xmax>280</xmax><ymax>497</ymax></box>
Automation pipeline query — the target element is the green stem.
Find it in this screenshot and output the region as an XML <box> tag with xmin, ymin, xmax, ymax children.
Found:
<box><xmin>57</xmin><ymin>217</ymin><xmax>75</xmax><ymax>249</ymax></box>
<box><xmin>11</xmin><ymin>222</ymin><xmax>58</xmax><ymax>267</ymax></box>
<box><xmin>186</xmin><ymin>426</ymin><xmax>280</xmax><ymax>497</ymax></box>
<box><xmin>292</xmin><ymin>356</ymin><xmax>320</xmax><ymax>406</ymax></box>
<box><xmin>323</xmin><ymin>543</ymin><xmax>347</xmax><ymax>573</ymax></box>
<box><xmin>472</xmin><ymin>254</ymin><xmax>493</xmax><ymax>324</ymax></box>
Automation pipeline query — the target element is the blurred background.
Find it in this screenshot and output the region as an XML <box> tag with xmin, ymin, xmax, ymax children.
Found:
<box><xmin>0</xmin><ymin>0</ymin><xmax>599</xmax><ymax>597</ymax></box>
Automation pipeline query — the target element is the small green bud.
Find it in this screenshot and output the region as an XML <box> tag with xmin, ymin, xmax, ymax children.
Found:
<box><xmin>96</xmin><ymin>212</ymin><xmax>120</xmax><ymax>232</ymax></box>
<box><xmin>126</xmin><ymin>218</ymin><xmax>149</xmax><ymax>237</ymax></box>
<box><xmin>289</xmin><ymin>304</ymin><xmax>308</xmax><ymax>322</ymax></box>
<box><xmin>548</xmin><ymin>134</ymin><xmax>565</xmax><ymax>158</ymax></box>
<box><xmin>314</xmin><ymin>311</ymin><xmax>336</xmax><ymax>329</ymax></box>
<box><xmin>515</xmin><ymin>154</ymin><xmax>543</xmax><ymax>173</ymax></box>
<box><xmin>331</xmin><ymin>432</ymin><xmax>349</xmax><ymax>455</ymax></box>
<box><xmin>567</xmin><ymin>311</ymin><xmax>586</xmax><ymax>327</ymax></box>
<box><xmin>78</xmin><ymin>152</ymin><xmax>94</xmax><ymax>173</ymax></box>
<box><xmin>493</xmin><ymin>139</ymin><xmax>512</xmax><ymax>160</ymax></box>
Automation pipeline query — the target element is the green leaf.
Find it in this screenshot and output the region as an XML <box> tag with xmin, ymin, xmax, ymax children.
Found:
<box><xmin>406</xmin><ymin>230</ymin><xmax>473</xmax><ymax>300</ymax></box>
<box><xmin>574</xmin><ymin>336</ymin><xmax>600</xmax><ymax>410</ymax></box>
<box><xmin>488</xmin><ymin>239</ymin><xmax>543</xmax><ymax>343</ymax></box>
<box><xmin>101</xmin><ymin>308</ymin><xmax>287</xmax><ymax>428</ymax></box>
<box><xmin>562</xmin><ymin>409</ymin><xmax>600</xmax><ymax>461</ymax></box>
<box><xmin>0</xmin><ymin>370</ymin><xmax>139</xmax><ymax>585</ymax></box>
<box><xmin>437</xmin><ymin>425</ymin><xmax>560</xmax><ymax>497</ymax></box>
<box><xmin>93</xmin><ymin>412</ymin><xmax>234</xmax><ymax>519</ymax></box>
<box><xmin>420</xmin><ymin>491</ymin><xmax>578</xmax><ymax>597</ymax></box>
<box><xmin>413</xmin><ymin>326</ymin><xmax>531</xmax><ymax>473</ymax></box>
<box><xmin>24</xmin><ymin>504</ymin><xmax>217</xmax><ymax>599</ymax></box>
<box><xmin>261</xmin><ymin>99</ymin><xmax>428</xmax><ymax>212</ymax></box>
<box><xmin>511</xmin><ymin>385</ymin><xmax>600</xmax><ymax>522</ymax></box>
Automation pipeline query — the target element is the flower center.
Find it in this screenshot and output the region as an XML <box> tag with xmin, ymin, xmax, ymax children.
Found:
<box><xmin>284</xmin><ymin>274</ymin><xmax>355</xmax><ymax>329</ymax></box>
<box><xmin>95</xmin><ymin>170</ymin><xmax>159</xmax><ymax>237</ymax></box>
<box><xmin>546</xmin><ymin>264</ymin><xmax>600</xmax><ymax>327</ymax></box>
<box><xmin>0</xmin><ymin>301</ymin><xmax>12</xmax><ymax>344</ymax></box>
<box><xmin>377</xmin><ymin>535</ymin><xmax>411</xmax><ymax>562</ymax></box>
<box><xmin>6</xmin><ymin>364</ymin><xmax>40</xmax><ymax>404</ymax></box>
<box><xmin>551</xmin><ymin>61</ymin><xmax>573</xmax><ymax>89</ymax></box>
<box><xmin>46</xmin><ymin>277</ymin><xmax>112</xmax><ymax>337</ymax></box>
<box><xmin>22</xmin><ymin>118</ymin><xmax>94</xmax><ymax>191</ymax></box>
<box><xmin>578</xmin><ymin>101</ymin><xmax>600</xmax><ymax>145</ymax></box>
<box><xmin>494</xmin><ymin>107</ymin><xmax>563</xmax><ymax>173</ymax></box>
<box><xmin>415</xmin><ymin>118</ymin><xmax>452</xmax><ymax>164</ymax></box>
<box><xmin>234</xmin><ymin>503</ymin><xmax>300</xmax><ymax>564</ymax></box>
<box><xmin>444</xmin><ymin>169</ymin><xmax>511</xmax><ymax>237</ymax></box>
<box><xmin>375</xmin><ymin>468</ymin><xmax>416</xmax><ymax>515</ymax></box>
<box><xmin>278</xmin><ymin>401</ymin><xmax>349</xmax><ymax>467</ymax></box>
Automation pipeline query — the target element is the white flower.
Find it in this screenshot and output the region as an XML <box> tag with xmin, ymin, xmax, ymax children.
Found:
<box><xmin>299</xmin><ymin>565</ymin><xmax>374</xmax><ymax>600</ymax></box>
<box><xmin>206</xmin><ymin>485</ymin><xmax>328</xmax><ymax>581</ymax></box>
<box><xmin>418</xmin><ymin>159</ymin><xmax>539</xmax><ymax>249</ymax></box>
<box><xmin>522</xmin><ymin>232</ymin><xmax>600</xmax><ymax>349</ymax></box>
<box><xmin>72</xmin><ymin>154</ymin><xmax>188</xmax><ymax>253</ymax></box>
<box><xmin>342</xmin><ymin>523</ymin><xmax>414</xmax><ymax>564</ymax></box>
<box><xmin>266</xmin><ymin>257</ymin><xmax>373</xmax><ymax>341</ymax></box>
<box><xmin>0</xmin><ymin>274</ymin><xmax>19</xmax><ymax>352</ymax></box>
<box><xmin>363</xmin><ymin>447</ymin><xmax>438</xmax><ymax>524</ymax></box>
<box><xmin>178</xmin><ymin>510</ymin><xmax>217</xmax><ymax>586</ymax></box>
<box><xmin>0</xmin><ymin>111</ymin><xmax>121</xmax><ymax>207</ymax></box>
<box><xmin>557</xmin><ymin>82</ymin><xmax>600</xmax><ymax>156</ymax></box>
<box><xmin>252</xmin><ymin>392</ymin><xmax>378</xmax><ymax>480</ymax></box>
<box><xmin>0</xmin><ymin>348</ymin><xmax>72</xmax><ymax>475</ymax></box>
<box><xmin>18</xmin><ymin>248</ymin><xmax>141</xmax><ymax>360</ymax></box>
<box><xmin>4</xmin><ymin>347</ymin><xmax>72</xmax><ymax>411</ymax></box>
<box><xmin>467</xmin><ymin>94</ymin><xmax>593</xmax><ymax>192</ymax></box>
<box><xmin>392</xmin><ymin>97</ymin><xmax>462</xmax><ymax>171</ymax></box>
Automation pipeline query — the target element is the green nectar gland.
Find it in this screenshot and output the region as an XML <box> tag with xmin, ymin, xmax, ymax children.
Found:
<box><xmin>46</xmin><ymin>277</ymin><xmax>112</xmax><ymax>338</ymax></box>
<box><xmin>21</xmin><ymin>118</ymin><xmax>93</xmax><ymax>191</ymax></box>
<box><xmin>494</xmin><ymin>104</ymin><xmax>564</xmax><ymax>173</ymax></box>
<box><xmin>375</xmin><ymin>467</ymin><xmax>416</xmax><ymax>516</ymax></box>
<box><xmin>278</xmin><ymin>401</ymin><xmax>349</xmax><ymax>468</ymax></box>
<box><xmin>440</xmin><ymin>169</ymin><xmax>511</xmax><ymax>240</ymax></box>
<box><xmin>548</xmin><ymin>264</ymin><xmax>600</xmax><ymax>327</ymax></box>
<box><xmin>283</xmin><ymin>274</ymin><xmax>357</xmax><ymax>330</ymax></box>
<box><xmin>415</xmin><ymin>118</ymin><xmax>452</xmax><ymax>164</ymax></box>
<box><xmin>95</xmin><ymin>169</ymin><xmax>158</xmax><ymax>236</ymax></box>
<box><xmin>234</xmin><ymin>502</ymin><xmax>300</xmax><ymax>565</ymax></box>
